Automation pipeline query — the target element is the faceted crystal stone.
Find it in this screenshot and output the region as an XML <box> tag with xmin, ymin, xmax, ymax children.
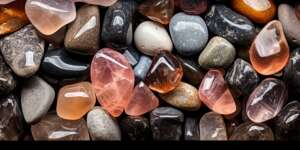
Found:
<box><xmin>72</xmin><ymin>0</ymin><xmax>117</xmax><ymax>6</ymax></box>
<box><xmin>177</xmin><ymin>56</ymin><xmax>204</xmax><ymax>86</ymax></box>
<box><xmin>0</xmin><ymin>0</ymin><xmax>15</xmax><ymax>4</ymax></box>
<box><xmin>249</xmin><ymin>20</ymin><xmax>289</xmax><ymax>75</ymax></box>
<box><xmin>123</xmin><ymin>46</ymin><xmax>140</xmax><ymax>67</ymax></box>
<box><xmin>0</xmin><ymin>24</ymin><xmax>45</xmax><ymax>77</ymax></box>
<box><xmin>231</xmin><ymin>0</ymin><xmax>276</xmax><ymax>24</ymax></box>
<box><xmin>246</xmin><ymin>78</ymin><xmax>287</xmax><ymax>123</ymax></box>
<box><xmin>21</xmin><ymin>76</ymin><xmax>55</xmax><ymax>124</ymax></box>
<box><xmin>125</xmin><ymin>81</ymin><xmax>159</xmax><ymax>116</ymax></box>
<box><xmin>225</xmin><ymin>58</ymin><xmax>260</xmax><ymax>97</ymax></box>
<box><xmin>0</xmin><ymin>94</ymin><xmax>23</xmax><ymax>141</ymax></box>
<box><xmin>199</xmin><ymin>112</ymin><xmax>227</xmax><ymax>140</ymax></box>
<box><xmin>184</xmin><ymin>117</ymin><xmax>200</xmax><ymax>141</ymax></box>
<box><xmin>25</xmin><ymin>0</ymin><xmax>76</xmax><ymax>35</ymax></box>
<box><xmin>205</xmin><ymin>5</ymin><xmax>256</xmax><ymax>45</ymax></box>
<box><xmin>159</xmin><ymin>82</ymin><xmax>201</xmax><ymax>111</ymax></box>
<box><xmin>64</xmin><ymin>5</ymin><xmax>100</xmax><ymax>55</ymax></box>
<box><xmin>0</xmin><ymin>0</ymin><xmax>28</xmax><ymax>35</ymax></box>
<box><xmin>274</xmin><ymin>101</ymin><xmax>300</xmax><ymax>140</ymax></box>
<box><xmin>102</xmin><ymin>0</ymin><xmax>136</xmax><ymax>51</ymax></box>
<box><xmin>145</xmin><ymin>51</ymin><xmax>183</xmax><ymax>94</ymax></box>
<box><xmin>57</xmin><ymin>82</ymin><xmax>96</xmax><ymax>120</ymax></box>
<box><xmin>91</xmin><ymin>48</ymin><xmax>135</xmax><ymax>117</ymax></box>
<box><xmin>284</xmin><ymin>48</ymin><xmax>300</xmax><ymax>96</ymax></box>
<box><xmin>198</xmin><ymin>69</ymin><xmax>236</xmax><ymax>115</ymax></box>
<box><xmin>150</xmin><ymin>107</ymin><xmax>184</xmax><ymax>141</ymax></box>
<box><xmin>134</xmin><ymin>55</ymin><xmax>152</xmax><ymax>82</ymax></box>
<box><xmin>229</xmin><ymin>122</ymin><xmax>274</xmax><ymax>140</ymax></box>
<box><xmin>0</xmin><ymin>54</ymin><xmax>16</xmax><ymax>95</ymax></box>
<box><xmin>174</xmin><ymin>0</ymin><xmax>207</xmax><ymax>15</ymax></box>
<box><xmin>120</xmin><ymin>115</ymin><xmax>151</xmax><ymax>141</ymax></box>
<box><xmin>138</xmin><ymin>0</ymin><xmax>174</xmax><ymax>25</ymax></box>
<box><xmin>87</xmin><ymin>107</ymin><xmax>121</xmax><ymax>141</ymax></box>
<box><xmin>31</xmin><ymin>112</ymin><xmax>90</xmax><ymax>141</ymax></box>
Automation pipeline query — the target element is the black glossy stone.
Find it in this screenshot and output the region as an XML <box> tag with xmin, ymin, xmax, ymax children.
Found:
<box><xmin>225</xmin><ymin>58</ymin><xmax>259</xmax><ymax>96</ymax></box>
<box><xmin>184</xmin><ymin>117</ymin><xmax>200</xmax><ymax>141</ymax></box>
<box><xmin>284</xmin><ymin>48</ymin><xmax>300</xmax><ymax>96</ymax></box>
<box><xmin>134</xmin><ymin>55</ymin><xmax>152</xmax><ymax>82</ymax></box>
<box><xmin>205</xmin><ymin>4</ymin><xmax>256</xmax><ymax>45</ymax></box>
<box><xmin>123</xmin><ymin>46</ymin><xmax>140</xmax><ymax>66</ymax></box>
<box><xmin>41</xmin><ymin>48</ymin><xmax>90</xmax><ymax>85</ymax></box>
<box><xmin>274</xmin><ymin>101</ymin><xmax>300</xmax><ymax>140</ymax></box>
<box><xmin>0</xmin><ymin>94</ymin><xmax>24</xmax><ymax>140</ymax></box>
<box><xmin>0</xmin><ymin>55</ymin><xmax>16</xmax><ymax>95</ymax></box>
<box><xmin>177</xmin><ymin>56</ymin><xmax>204</xmax><ymax>85</ymax></box>
<box><xmin>150</xmin><ymin>107</ymin><xmax>184</xmax><ymax>141</ymax></box>
<box><xmin>101</xmin><ymin>0</ymin><xmax>137</xmax><ymax>51</ymax></box>
<box><xmin>120</xmin><ymin>116</ymin><xmax>151</xmax><ymax>141</ymax></box>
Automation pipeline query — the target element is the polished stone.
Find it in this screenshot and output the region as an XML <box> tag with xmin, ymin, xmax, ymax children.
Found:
<box><xmin>120</xmin><ymin>115</ymin><xmax>151</xmax><ymax>141</ymax></box>
<box><xmin>72</xmin><ymin>0</ymin><xmax>117</xmax><ymax>6</ymax></box>
<box><xmin>177</xmin><ymin>56</ymin><xmax>204</xmax><ymax>85</ymax></box>
<box><xmin>229</xmin><ymin>122</ymin><xmax>274</xmax><ymax>140</ymax></box>
<box><xmin>199</xmin><ymin>112</ymin><xmax>227</xmax><ymax>140</ymax></box>
<box><xmin>134</xmin><ymin>55</ymin><xmax>152</xmax><ymax>82</ymax></box>
<box><xmin>0</xmin><ymin>0</ymin><xmax>15</xmax><ymax>4</ymax></box>
<box><xmin>0</xmin><ymin>55</ymin><xmax>16</xmax><ymax>95</ymax></box>
<box><xmin>174</xmin><ymin>0</ymin><xmax>207</xmax><ymax>15</ymax></box>
<box><xmin>123</xmin><ymin>46</ymin><xmax>140</xmax><ymax>67</ymax></box>
<box><xmin>184</xmin><ymin>117</ymin><xmax>200</xmax><ymax>141</ymax></box>
<box><xmin>284</xmin><ymin>48</ymin><xmax>300</xmax><ymax>96</ymax></box>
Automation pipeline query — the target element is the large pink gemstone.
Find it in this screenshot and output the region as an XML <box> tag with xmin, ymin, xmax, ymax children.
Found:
<box><xmin>125</xmin><ymin>81</ymin><xmax>159</xmax><ymax>116</ymax></box>
<box><xmin>72</xmin><ymin>0</ymin><xmax>117</xmax><ymax>6</ymax></box>
<box><xmin>25</xmin><ymin>0</ymin><xmax>76</xmax><ymax>35</ymax></box>
<box><xmin>198</xmin><ymin>69</ymin><xmax>236</xmax><ymax>115</ymax></box>
<box><xmin>91</xmin><ymin>48</ymin><xmax>135</xmax><ymax>117</ymax></box>
<box><xmin>0</xmin><ymin>0</ymin><xmax>15</xmax><ymax>4</ymax></box>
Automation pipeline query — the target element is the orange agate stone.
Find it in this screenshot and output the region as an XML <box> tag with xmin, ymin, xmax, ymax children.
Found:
<box><xmin>0</xmin><ymin>0</ymin><xmax>29</xmax><ymax>35</ymax></box>
<box><xmin>57</xmin><ymin>82</ymin><xmax>96</xmax><ymax>120</ymax></box>
<box><xmin>231</xmin><ymin>0</ymin><xmax>276</xmax><ymax>24</ymax></box>
<box><xmin>249</xmin><ymin>20</ymin><xmax>289</xmax><ymax>75</ymax></box>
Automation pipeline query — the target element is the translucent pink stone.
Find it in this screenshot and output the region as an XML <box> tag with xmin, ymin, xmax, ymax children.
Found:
<box><xmin>125</xmin><ymin>81</ymin><xmax>159</xmax><ymax>116</ymax></box>
<box><xmin>0</xmin><ymin>0</ymin><xmax>15</xmax><ymax>4</ymax></box>
<box><xmin>72</xmin><ymin>0</ymin><xmax>117</xmax><ymax>6</ymax></box>
<box><xmin>91</xmin><ymin>48</ymin><xmax>135</xmax><ymax>117</ymax></box>
<box><xmin>25</xmin><ymin>0</ymin><xmax>76</xmax><ymax>35</ymax></box>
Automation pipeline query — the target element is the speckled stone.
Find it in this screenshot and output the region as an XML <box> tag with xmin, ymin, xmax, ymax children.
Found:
<box><xmin>0</xmin><ymin>55</ymin><xmax>16</xmax><ymax>95</ymax></box>
<box><xmin>169</xmin><ymin>12</ymin><xmax>208</xmax><ymax>56</ymax></box>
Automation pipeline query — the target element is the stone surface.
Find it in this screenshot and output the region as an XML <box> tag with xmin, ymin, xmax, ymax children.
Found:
<box><xmin>169</xmin><ymin>12</ymin><xmax>208</xmax><ymax>56</ymax></box>
<box><xmin>31</xmin><ymin>112</ymin><xmax>90</xmax><ymax>141</ymax></box>
<box><xmin>174</xmin><ymin>0</ymin><xmax>207</xmax><ymax>15</ymax></box>
<box><xmin>91</xmin><ymin>48</ymin><xmax>134</xmax><ymax>117</ymax></box>
<box><xmin>125</xmin><ymin>81</ymin><xmax>159</xmax><ymax>116</ymax></box>
<box><xmin>72</xmin><ymin>0</ymin><xmax>117</xmax><ymax>6</ymax></box>
<box><xmin>120</xmin><ymin>115</ymin><xmax>151</xmax><ymax>141</ymax></box>
<box><xmin>296</xmin><ymin>2</ymin><xmax>300</xmax><ymax>19</ymax></box>
<box><xmin>226</xmin><ymin>119</ymin><xmax>240</xmax><ymax>137</ymax></box>
<box><xmin>64</xmin><ymin>5</ymin><xmax>100</xmax><ymax>55</ymax></box>
<box><xmin>0</xmin><ymin>55</ymin><xmax>16</xmax><ymax>95</ymax></box>
<box><xmin>249</xmin><ymin>20</ymin><xmax>289</xmax><ymax>75</ymax></box>
<box><xmin>134</xmin><ymin>55</ymin><xmax>152</xmax><ymax>82</ymax></box>
<box><xmin>231</xmin><ymin>0</ymin><xmax>276</xmax><ymax>24</ymax></box>
<box><xmin>138</xmin><ymin>0</ymin><xmax>174</xmax><ymax>25</ymax></box>
<box><xmin>123</xmin><ymin>46</ymin><xmax>140</xmax><ymax>67</ymax></box>
<box><xmin>57</xmin><ymin>82</ymin><xmax>96</xmax><ymax>120</ymax></box>
<box><xmin>87</xmin><ymin>107</ymin><xmax>121</xmax><ymax>141</ymax></box>
<box><xmin>134</xmin><ymin>21</ymin><xmax>173</xmax><ymax>56</ymax></box>
<box><xmin>199</xmin><ymin>112</ymin><xmax>227</xmax><ymax>140</ymax></box>
<box><xmin>0</xmin><ymin>0</ymin><xmax>29</xmax><ymax>35</ymax></box>
<box><xmin>25</xmin><ymin>0</ymin><xmax>76</xmax><ymax>35</ymax></box>
<box><xmin>102</xmin><ymin>0</ymin><xmax>136</xmax><ymax>50</ymax></box>
<box><xmin>0</xmin><ymin>24</ymin><xmax>45</xmax><ymax>77</ymax></box>
<box><xmin>284</xmin><ymin>48</ymin><xmax>300</xmax><ymax>96</ymax></box>
<box><xmin>274</xmin><ymin>101</ymin><xmax>300</xmax><ymax>140</ymax></box>
<box><xmin>145</xmin><ymin>51</ymin><xmax>183</xmax><ymax>94</ymax></box>
<box><xmin>39</xmin><ymin>27</ymin><xmax>67</xmax><ymax>46</ymax></box>
<box><xmin>229</xmin><ymin>122</ymin><xmax>274</xmax><ymax>140</ymax></box>
<box><xmin>184</xmin><ymin>117</ymin><xmax>200</xmax><ymax>141</ymax></box>
<box><xmin>0</xmin><ymin>94</ymin><xmax>23</xmax><ymax>141</ymax></box>
<box><xmin>198</xmin><ymin>36</ymin><xmax>236</xmax><ymax>69</ymax></box>
<box><xmin>246</xmin><ymin>78</ymin><xmax>287</xmax><ymax>123</ymax></box>
<box><xmin>177</xmin><ymin>56</ymin><xmax>204</xmax><ymax>85</ymax></box>
<box><xmin>0</xmin><ymin>0</ymin><xmax>15</xmax><ymax>4</ymax></box>
<box><xmin>159</xmin><ymin>82</ymin><xmax>201</xmax><ymax>111</ymax></box>
<box><xmin>225</xmin><ymin>58</ymin><xmax>259</xmax><ymax>96</ymax></box>
<box><xmin>278</xmin><ymin>4</ymin><xmax>300</xmax><ymax>45</ymax></box>
<box><xmin>150</xmin><ymin>107</ymin><xmax>184</xmax><ymax>141</ymax></box>
<box><xmin>198</xmin><ymin>69</ymin><xmax>236</xmax><ymax>115</ymax></box>
<box><xmin>205</xmin><ymin>4</ymin><xmax>256</xmax><ymax>45</ymax></box>
<box><xmin>21</xmin><ymin>76</ymin><xmax>55</xmax><ymax>124</ymax></box>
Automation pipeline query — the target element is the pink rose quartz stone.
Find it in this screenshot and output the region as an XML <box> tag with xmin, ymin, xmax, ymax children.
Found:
<box><xmin>91</xmin><ymin>48</ymin><xmax>134</xmax><ymax>117</ymax></box>
<box><xmin>72</xmin><ymin>0</ymin><xmax>117</xmax><ymax>6</ymax></box>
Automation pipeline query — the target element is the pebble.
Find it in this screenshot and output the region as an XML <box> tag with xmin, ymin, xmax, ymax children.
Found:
<box><xmin>134</xmin><ymin>55</ymin><xmax>152</xmax><ymax>82</ymax></box>
<box><xmin>184</xmin><ymin>117</ymin><xmax>200</xmax><ymax>141</ymax></box>
<box><xmin>120</xmin><ymin>116</ymin><xmax>151</xmax><ymax>141</ymax></box>
<box><xmin>199</xmin><ymin>112</ymin><xmax>227</xmax><ymax>140</ymax></box>
<box><xmin>229</xmin><ymin>122</ymin><xmax>274</xmax><ymax>140</ymax></box>
<box><xmin>0</xmin><ymin>55</ymin><xmax>16</xmax><ymax>95</ymax></box>
<box><xmin>177</xmin><ymin>56</ymin><xmax>204</xmax><ymax>85</ymax></box>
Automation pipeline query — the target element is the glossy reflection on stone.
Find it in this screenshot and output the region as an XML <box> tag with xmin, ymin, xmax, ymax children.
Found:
<box><xmin>198</xmin><ymin>69</ymin><xmax>236</xmax><ymax>115</ymax></box>
<box><xmin>174</xmin><ymin>0</ymin><xmax>207</xmax><ymax>15</ymax></box>
<box><xmin>246</xmin><ymin>78</ymin><xmax>287</xmax><ymax>123</ymax></box>
<box><xmin>184</xmin><ymin>117</ymin><xmax>200</xmax><ymax>141</ymax></box>
<box><xmin>199</xmin><ymin>112</ymin><xmax>227</xmax><ymax>140</ymax></box>
<box><xmin>249</xmin><ymin>20</ymin><xmax>289</xmax><ymax>75</ymax></box>
<box><xmin>284</xmin><ymin>48</ymin><xmax>300</xmax><ymax>96</ymax></box>
<box><xmin>229</xmin><ymin>122</ymin><xmax>274</xmax><ymax>140</ymax></box>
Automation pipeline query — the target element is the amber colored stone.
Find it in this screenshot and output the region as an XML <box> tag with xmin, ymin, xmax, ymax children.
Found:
<box><xmin>174</xmin><ymin>0</ymin><xmax>207</xmax><ymax>15</ymax></box>
<box><xmin>231</xmin><ymin>0</ymin><xmax>276</xmax><ymax>24</ymax></box>
<box><xmin>57</xmin><ymin>82</ymin><xmax>96</xmax><ymax>120</ymax></box>
<box><xmin>198</xmin><ymin>69</ymin><xmax>236</xmax><ymax>115</ymax></box>
<box><xmin>125</xmin><ymin>81</ymin><xmax>159</xmax><ymax>116</ymax></box>
<box><xmin>145</xmin><ymin>51</ymin><xmax>183</xmax><ymax>94</ymax></box>
<box><xmin>0</xmin><ymin>0</ymin><xmax>29</xmax><ymax>35</ymax></box>
<box><xmin>249</xmin><ymin>20</ymin><xmax>289</xmax><ymax>75</ymax></box>
<box><xmin>138</xmin><ymin>0</ymin><xmax>174</xmax><ymax>25</ymax></box>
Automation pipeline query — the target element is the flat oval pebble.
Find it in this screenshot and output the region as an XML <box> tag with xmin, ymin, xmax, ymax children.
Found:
<box><xmin>199</xmin><ymin>112</ymin><xmax>227</xmax><ymax>140</ymax></box>
<box><xmin>169</xmin><ymin>12</ymin><xmax>208</xmax><ymax>56</ymax></box>
<box><xmin>134</xmin><ymin>21</ymin><xmax>173</xmax><ymax>56</ymax></box>
<box><xmin>87</xmin><ymin>107</ymin><xmax>121</xmax><ymax>141</ymax></box>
